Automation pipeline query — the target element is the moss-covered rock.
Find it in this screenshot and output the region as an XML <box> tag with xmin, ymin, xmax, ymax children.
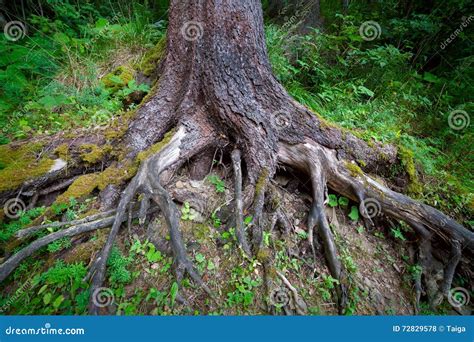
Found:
<box><xmin>102</xmin><ymin>65</ymin><xmax>134</xmax><ymax>93</ymax></box>
<box><xmin>55</xmin><ymin>173</ymin><xmax>100</xmax><ymax>205</ymax></box>
<box><xmin>0</xmin><ymin>142</ymin><xmax>55</xmax><ymax>192</ymax></box>
<box><xmin>54</xmin><ymin>143</ymin><xmax>70</xmax><ymax>161</ymax></box>
<box><xmin>80</xmin><ymin>144</ymin><xmax>112</xmax><ymax>164</ymax></box>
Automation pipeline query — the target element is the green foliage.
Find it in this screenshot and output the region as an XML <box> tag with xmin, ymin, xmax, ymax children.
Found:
<box><xmin>317</xmin><ymin>275</ymin><xmax>339</xmax><ymax>301</ymax></box>
<box><xmin>181</xmin><ymin>202</ymin><xmax>197</xmax><ymax>221</ymax></box>
<box><xmin>226</xmin><ymin>261</ymin><xmax>261</xmax><ymax>310</ymax></box>
<box><xmin>107</xmin><ymin>246</ymin><xmax>132</xmax><ymax>284</ymax></box>
<box><xmin>207</xmin><ymin>175</ymin><xmax>226</xmax><ymax>193</ymax></box>
<box><xmin>47</xmin><ymin>237</ymin><xmax>72</xmax><ymax>253</ymax></box>
<box><xmin>348</xmin><ymin>206</ymin><xmax>359</xmax><ymax>221</ymax></box>
<box><xmin>266</xmin><ymin>10</ymin><xmax>473</xmax><ymax>223</ymax></box>
<box><xmin>328</xmin><ymin>194</ymin><xmax>349</xmax><ymax>208</ymax></box>
<box><xmin>0</xmin><ymin>260</ymin><xmax>89</xmax><ymax>314</ymax></box>
<box><xmin>0</xmin><ymin>206</ymin><xmax>46</xmax><ymax>242</ymax></box>
<box><xmin>0</xmin><ymin>0</ymin><xmax>164</xmax><ymax>141</ymax></box>
<box><xmin>390</xmin><ymin>227</ymin><xmax>407</xmax><ymax>241</ymax></box>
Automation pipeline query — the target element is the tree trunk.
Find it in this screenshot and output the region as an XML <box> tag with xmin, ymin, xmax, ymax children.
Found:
<box><xmin>0</xmin><ymin>0</ymin><xmax>472</xmax><ymax>315</ymax></box>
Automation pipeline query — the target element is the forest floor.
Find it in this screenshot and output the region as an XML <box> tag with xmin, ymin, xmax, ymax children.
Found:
<box><xmin>2</xmin><ymin>165</ymin><xmax>425</xmax><ymax>315</ymax></box>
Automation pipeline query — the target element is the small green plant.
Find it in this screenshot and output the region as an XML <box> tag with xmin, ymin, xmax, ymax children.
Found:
<box><xmin>328</xmin><ymin>194</ymin><xmax>338</xmax><ymax>207</ymax></box>
<box><xmin>108</xmin><ymin>246</ymin><xmax>132</xmax><ymax>284</ymax></box>
<box><xmin>225</xmin><ymin>262</ymin><xmax>261</xmax><ymax>310</ymax></box>
<box><xmin>391</xmin><ymin>227</ymin><xmax>407</xmax><ymax>241</ymax></box>
<box><xmin>408</xmin><ymin>264</ymin><xmax>422</xmax><ymax>280</ymax></box>
<box><xmin>47</xmin><ymin>237</ymin><xmax>72</xmax><ymax>253</ymax></box>
<box><xmin>181</xmin><ymin>202</ymin><xmax>197</xmax><ymax>221</ymax></box>
<box><xmin>207</xmin><ymin>175</ymin><xmax>225</xmax><ymax>193</ymax></box>
<box><xmin>348</xmin><ymin>206</ymin><xmax>359</xmax><ymax>221</ymax></box>
<box><xmin>211</xmin><ymin>210</ymin><xmax>222</xmax><ymax>228</ymax></box>
<box><xmin>317</xmin><ymin>274</ymin><xmax>339</xmax><ymax>301</ymax></box>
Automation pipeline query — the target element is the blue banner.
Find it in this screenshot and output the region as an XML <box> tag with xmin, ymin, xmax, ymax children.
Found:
<box><xmin>0</xmin><ymin>316</ymin><xmax>472</xmax><ymax>342</ymax></box>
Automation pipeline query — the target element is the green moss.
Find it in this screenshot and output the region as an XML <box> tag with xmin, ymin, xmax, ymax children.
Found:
<box><xmin>55</xmin><ymin>173</ymin><xmax>100</xmax><ymax>204</ymax></box>
<box><xmin>54</xmin><ymin>162</ymin><xmax>138</xmax><ymax>205</ymax></box>
<box><xmin>137</xmin><ymin>128</ymin><xmax>176</xmax><ymax>163</ymax></box>
<box><xmin>0</xmin><ymin>142</ymin><xmax>55</xmax><ymax>192</ymax></box>
<box><xmin>101</xmin><ymin>65</ymin><xmax>134</xmax><ymax>93</ymax></box>
<box><xmin>255</xmin><ymin>168</ymin><xmax>269</xmax><ymax>196</ymax></box>
<box><xmin>53</xmin><ymin>129</ymin><xmax>175</xmax><ymax>206</ymax></box>
<box><xmin>138</xmin><ymin>36</ymin><xmax>166</xmax><ymax>76</ymax></box>
<box><xmin>104</xmin><ymin>124</ymin><xmax>128</xmax><ymax>141</ymax></box>
<box><xmin>398</xmin><ymin>146</ymin><xmax>422</xmax><ymax>195</ymax></box>
<box><xmin>54</xmin><ymin>143</ymin><xmax>70</xmax><ymax>160</ymax></box>
<box><xmin>80</xmin><ymin>144</ymin><xmax>112</xmax><ymax>164</ymax></box>
<box><xmin>256</xmin><ymin>248</ymin><xmax>272</xmax><ymax>264</ymax></box>
<box><xmin>96</xmin><ymin>163</ymin><xmax>137</xmax><ymax>190</ymax></box>
<box><xmin>345</xmin><ymin>161</ymin><xmax>363</xmax><ymax>177</ymax></box>
<box><xmin>357</xmin><ymin>159</ymin><xmax>367</xmax><ymax>167</ymax></box>
<box><xmin>64</xmin><ymin>233</ymin><xmax>106</xmax><ymax>264</ymax></box>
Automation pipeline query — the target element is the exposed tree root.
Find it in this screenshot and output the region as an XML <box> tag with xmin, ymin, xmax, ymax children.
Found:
<box><xmin>276</xmin><ymin>270</ymin><xmax>307</xmax><ymax>315</ymax></box>
<box><xmin>83</xmin><ymin>123</ymin><xmax>216</xmax><ymax>313</ymax></box>
<box><xmin>0</xmin><ymin>216</ymin><xmax>116</xmax><ymax>283</ymax></box>
<box><xmin>441</xmin><ymin>239</ymin><xmax>461</xmax><ymax>296</ymax></box>
<box><xmin>231</xmin><ymin>149</ymin><xmax>251</xmax><ymax>256</ymax></box>
<box><xmin>15</xmin><ymin>209</ymin><xmax>116</xmax><ymax>239</ymax></box>
<box><xmin>250</xmin><ymin>172</ymin><xmax>269</xmax><ymax>255</ymax></box>
<box><xmin>278</xmin><ymin>139</ymin><xmax>474</xmax><ymax>311</ymax></box>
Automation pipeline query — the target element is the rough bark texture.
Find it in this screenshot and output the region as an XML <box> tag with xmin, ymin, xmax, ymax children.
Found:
<box><xmin>0</xmin><ymin>0</ymin><xmax>472</xmax><ymax>315</ymax></box>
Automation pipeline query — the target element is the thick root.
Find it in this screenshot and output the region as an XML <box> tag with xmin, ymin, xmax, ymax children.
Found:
<box><xmin>1</xmin><ymin>216</ymin><xmax>116</xmax><ymax>283</ymax></box>
<box><xmin>278</xmin><ymin>139</ymin><xmax>474</xmax><ymax>311</ymax></box>
<box><xmin>231</xmin><ymin>149</ymin><xmax>252</xmax><ymax>256</ymax></box>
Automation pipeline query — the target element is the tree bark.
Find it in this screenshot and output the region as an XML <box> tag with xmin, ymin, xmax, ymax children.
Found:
<box><xmin>0</xmin><ymin>0</ymin><xmax>472</xmax><ymax>315</ymax></box>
